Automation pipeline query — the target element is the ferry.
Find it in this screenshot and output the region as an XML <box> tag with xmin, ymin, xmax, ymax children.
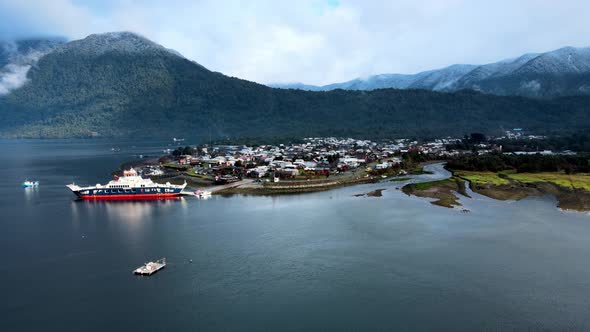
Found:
<box><xmin>67</xmin><ymin>168</ymin><xmax>186</xmax><ymax>200</ymax></box>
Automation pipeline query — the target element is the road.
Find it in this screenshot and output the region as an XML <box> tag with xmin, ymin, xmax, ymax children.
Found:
<box><xmin>206</xmin><ymin>179</ymin><xmax>255</xmax><ymax>193</ymax></box>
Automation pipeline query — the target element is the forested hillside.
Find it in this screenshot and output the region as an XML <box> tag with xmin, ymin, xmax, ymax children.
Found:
<box><xmin>1</xmin><ymin>32</ymin><xmax>589</xmax><ymax>139</ymax></box>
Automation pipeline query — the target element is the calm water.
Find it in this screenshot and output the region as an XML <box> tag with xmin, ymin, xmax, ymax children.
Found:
<box><xmin>2</xmin><ymin>139</ymin><xmax>590</xmax><ymax>331</ymax></box>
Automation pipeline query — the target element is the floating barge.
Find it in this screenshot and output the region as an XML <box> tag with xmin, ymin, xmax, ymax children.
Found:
<box><xmin>133</xmin><ymin>258</ymin><xmax>166</xmax><ymax>276</ymax></box>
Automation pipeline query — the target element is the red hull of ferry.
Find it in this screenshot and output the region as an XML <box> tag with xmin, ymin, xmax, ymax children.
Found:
<box><xmin>79</xmin><ymin>193</ymin><xmax>181</xmax><ymax>200</ymax></box>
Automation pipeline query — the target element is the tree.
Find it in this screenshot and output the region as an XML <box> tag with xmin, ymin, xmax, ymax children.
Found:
<box><xmin>172</xmin><ymin>148</ymin><xmax>182</xmax><ymax>157</ymax></box>
<box><xmin>470</xmin><ymin>133</ymin><xmax>486</xmax><ymax>143</ymax></box>
<box><xmin>182</xmin><ymin>146</ymin><xmax>195</xmax><ymax>155</ymax></box>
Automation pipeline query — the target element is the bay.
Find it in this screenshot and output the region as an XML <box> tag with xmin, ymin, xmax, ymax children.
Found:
<box><xmin>1</xmin><ymin>139</ymin><xmax>589</xmax><ymax>331</ymax></box>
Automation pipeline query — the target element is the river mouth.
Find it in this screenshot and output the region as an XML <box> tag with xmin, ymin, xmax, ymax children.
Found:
<box><xmin>399</xmin><ymin>163</ymin><xmax>590</xmax><ymax>213</ymax></box>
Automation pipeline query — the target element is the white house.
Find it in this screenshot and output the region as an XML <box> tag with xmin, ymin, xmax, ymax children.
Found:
<box><xmin>375</xmin><ymin>162</ymin><xmax>390</xmax><ymax>170</ymax></box>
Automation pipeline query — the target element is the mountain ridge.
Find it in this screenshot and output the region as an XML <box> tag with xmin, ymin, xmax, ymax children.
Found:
<box><xmin>0</xmin><ymin>32</ymin><xmax>589</xmax><ymax>139</ymax></box>
<box><xmin>271</xmin><ymin>46</ymin><xmax>590</xmax><ymax>98</ymax></box>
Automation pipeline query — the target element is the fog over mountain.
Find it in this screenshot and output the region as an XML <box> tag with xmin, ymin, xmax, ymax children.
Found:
<box><xmin>0</xmin><ymin>38</ymin><xmax>64</xmax><ymax>95</ymax></box>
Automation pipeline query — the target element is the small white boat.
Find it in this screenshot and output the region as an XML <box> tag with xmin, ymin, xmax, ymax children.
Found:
<box><xmin>195</xmin><ymin>190</ymin><xmax>212</xmax><ymax>199</ymax></box>
<box><xmin>22</xmin><ymin>180</ymin><xmax>39</xmax><ymax>188</ymax></box>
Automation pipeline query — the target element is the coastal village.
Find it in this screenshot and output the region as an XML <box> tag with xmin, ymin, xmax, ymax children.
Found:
<box><xmin>127</xmin><ymin>129</ymin><xmax>580</xmax><ymax>196</ymax></box>
<box><xmin>139</xmin><ymin>136</ymin><xmax>447</xmax><ymax>194</ymax></box>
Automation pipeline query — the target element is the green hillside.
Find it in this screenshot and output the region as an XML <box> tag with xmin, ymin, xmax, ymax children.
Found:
<box><xmin>1</xmin><ymin>32</ymin><xmax>589</xmax><ymax>139</ymax></box>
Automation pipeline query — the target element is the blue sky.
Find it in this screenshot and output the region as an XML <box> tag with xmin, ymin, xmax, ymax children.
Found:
<box><xmin>1</xmin><ymin>0</ymin><xmax>589</xmax><ymax>85</ymax></box>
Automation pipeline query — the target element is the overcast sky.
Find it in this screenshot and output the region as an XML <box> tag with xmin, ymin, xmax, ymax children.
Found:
<box><xmin>1</xmin><ymin>0</ymin><xmax>589</xmax><ymax>85</ymax></box>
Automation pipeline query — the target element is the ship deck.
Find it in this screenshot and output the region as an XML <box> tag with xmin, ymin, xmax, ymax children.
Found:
<box><xmin>133</xmin><ymin>259</ymin><xmax>166</xmax><ymax>276</ymax></box>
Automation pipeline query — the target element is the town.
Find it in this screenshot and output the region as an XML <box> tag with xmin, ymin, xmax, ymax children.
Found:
<box><xmin>126</xmin><ymin>129</ymin><xmax>580</xmax><ymax>195</ymax></box>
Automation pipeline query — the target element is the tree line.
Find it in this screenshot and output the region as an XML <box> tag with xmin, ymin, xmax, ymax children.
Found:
<box><xmin>447</xmin><ymin>153</ymin><xmax>590</xmax><ymax>174</ymax></box>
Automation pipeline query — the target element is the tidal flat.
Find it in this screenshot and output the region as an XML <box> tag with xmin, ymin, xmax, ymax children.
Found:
<box><xmin>405</xmin><ymin>169</ymin><xmax>590</xmax><ymax>211</ymax></box>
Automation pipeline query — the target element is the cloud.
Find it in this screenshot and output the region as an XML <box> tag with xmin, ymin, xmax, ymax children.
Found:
<box><xmin>0</xmin><ymin>41</ymin><xmax>53</xmax><ymax>95</ymax></box>
<box><xmin>0</xmin><ymin>0</ymin><xmax>589</xmax><ymax>85</ymax></box>
<box><xmin>0</xmin><ymin>63</ymin><xmax>32</xmax><ymax>95</ymax></box>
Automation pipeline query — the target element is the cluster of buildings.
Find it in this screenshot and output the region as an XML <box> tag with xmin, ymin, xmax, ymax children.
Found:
<box><xmin>163</xmin><ymin>137</ymin><xmax>473</xmax><ymax>180</ymax></box>
<box><xmin>500</xmin><ymin>128</ymin><xmax>546</xmax><ymax>140</ymax></box>
<box><xmin>150</xmin><ymin>131</ymin><xmax>571</xmax><ymax>181</ymax></box>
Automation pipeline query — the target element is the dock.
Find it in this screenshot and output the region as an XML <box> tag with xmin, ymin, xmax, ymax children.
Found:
<box><xmin>133</xmin><ymin>258</ymin><xmax>166</xmax><ymax>276</ymax></box>
<box><xmin>207</xmin><ymin>179</ymin><xmax>253</xmax><ymax>193</ymax></box>
<box><xmin>180</xmin><ymin>179</ymin><xmax>254</xmax><ymax>197</ymax></box>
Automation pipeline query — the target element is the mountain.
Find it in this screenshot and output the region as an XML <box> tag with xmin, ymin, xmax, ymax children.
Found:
<box><xmin>272</xmin><ymin>47</ymin><xmax>590</xmax><ymax>98</ymax></box>
<box><xmin>269</xmin><ymin>82</ymin><xmax>325</xmax><ymax>91</ymax></box>
<box><xmin>453</xmin><ymin>53</ymin><xmax>540</xmax><ymax>88</ymax></box>
<box><xmin>0</xmin><ymin>32</ymin><xmax>589</xmax><ymax>139</ymax></box>
<box><xmin>269</xmin><ymin>65</ymin><xmax>478</xmax><ymax>91</ymax></box>
<box><xmin>407</xmin><ymin>64</ymin><xmax>478</xmax><ymax>90</ymax></box>
<box><xmin>0</xmin><ymin>38</ymin><xmax>65</xmax><ymax>95</ymax></box>
<box><xmin>463</xmin><ymin>47</ymin><xmax>590</xmax><ymax>97</ymax></box>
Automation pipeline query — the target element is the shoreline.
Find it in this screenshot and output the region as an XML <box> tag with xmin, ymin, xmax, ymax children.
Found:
<box><xmin>461</xmin><ymin>178</ymin><xmax>590</xmax><ymax>212</ymax></box>
<box><xmin>178</xmin><ymin>161</ymin><xmax>442</xmax><ymax>196</ymax></box>
<box><xmin>403</xmin><ymin>167</ymin><xmax>590</xmax><ymax>212</ymax></box>
<box><xmin>214</xmin><ymin>175</ymin><xmax>380</xmax><ymax>196</ymax></box>
<box><xmin>124</xmin><ymin>154</ymin><xmax>590</xmax><ymax>212</ymax></box>
<box><xmin>135</xmin><ymin>155</ymin><xmax>444</xmax><ymax>196</ymax></box>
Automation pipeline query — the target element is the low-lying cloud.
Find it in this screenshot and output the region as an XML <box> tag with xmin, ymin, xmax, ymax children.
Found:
<box><xmin>0</xmin><ymin>63</ymin><xmax>32</xmax><ymax>95</ymax></box>
<box><xmin>0</xmin><ymin>43</ymin><xmax>49</xmax><ymax>95</ymax></box>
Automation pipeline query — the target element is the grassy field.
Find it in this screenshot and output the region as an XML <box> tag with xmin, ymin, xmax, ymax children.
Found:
<box><xmin>506</xmin><ymin>173</ymin><xmax>590</xmax><ymax>191</ymax></box>
<box><xmin>413</xmin><ymin>178</ymin><xmax>453</xmax><ymax>190</ymax></box>
<box><xmin>402</xmin><ymin>178</ymin><xmax>467</xmax><ymax>208</ymax></box>
<box><xmin>185</xmin><ymin>168</ymin><xmax>213</xmax><ymax>179</ymax></box>
<box><xmin>454</xmin><ymin>169</ymin><xmax>590</xmax><ymax>191</ymax></box>
<box><xmin>163</xmin><ymin>163</ymin><xmax>189</xmax><ymax>170</ymax></box>
<box><xmin>454</xmin><ymin>171</ymin><xmax>510</xmax><ymax>186</ymax></box>
<box><xmin>406</xmin><ymin>169</ymin><xmax>590</xmax><ymax>211</ymax></box>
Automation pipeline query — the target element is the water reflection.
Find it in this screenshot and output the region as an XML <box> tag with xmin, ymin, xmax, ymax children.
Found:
<box><xmin>72</xmin><ymin>198</ymin><xmax>186</xmax><ymax>224</ymax></box>
<box><xmin>23</xmin><ymin>186</ymin><xmax>40</xmax><ymax>203</ymax></box>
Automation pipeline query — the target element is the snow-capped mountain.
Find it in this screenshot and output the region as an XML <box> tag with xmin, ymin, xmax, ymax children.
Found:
<box><xmin>52</xmin><ymin>32</ymin><xmax>182</xmax><ymax>58</ymax></box>
<box><xmin>516</xmin><ymin>47</ymin><xmax>590</xmax><ymax>75</ymax></box>
<box><xmin>407</xmin><ymin>64</ymin><xmax>477</xmax><ymax>90</ymax></box>
<box><xmin>270</xmin><ymin>65</ymin><xmax>476</xmax><ymax>92</ymax></box>
<box><xmin>457</xmin><ymin>53</ymin><xmax>540</xmax><ymax>85</ymax></box>
<box><xmin>271</xmin><ymin>46</ymin><xmax>590</xmax><ymax>97</ymax></box>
